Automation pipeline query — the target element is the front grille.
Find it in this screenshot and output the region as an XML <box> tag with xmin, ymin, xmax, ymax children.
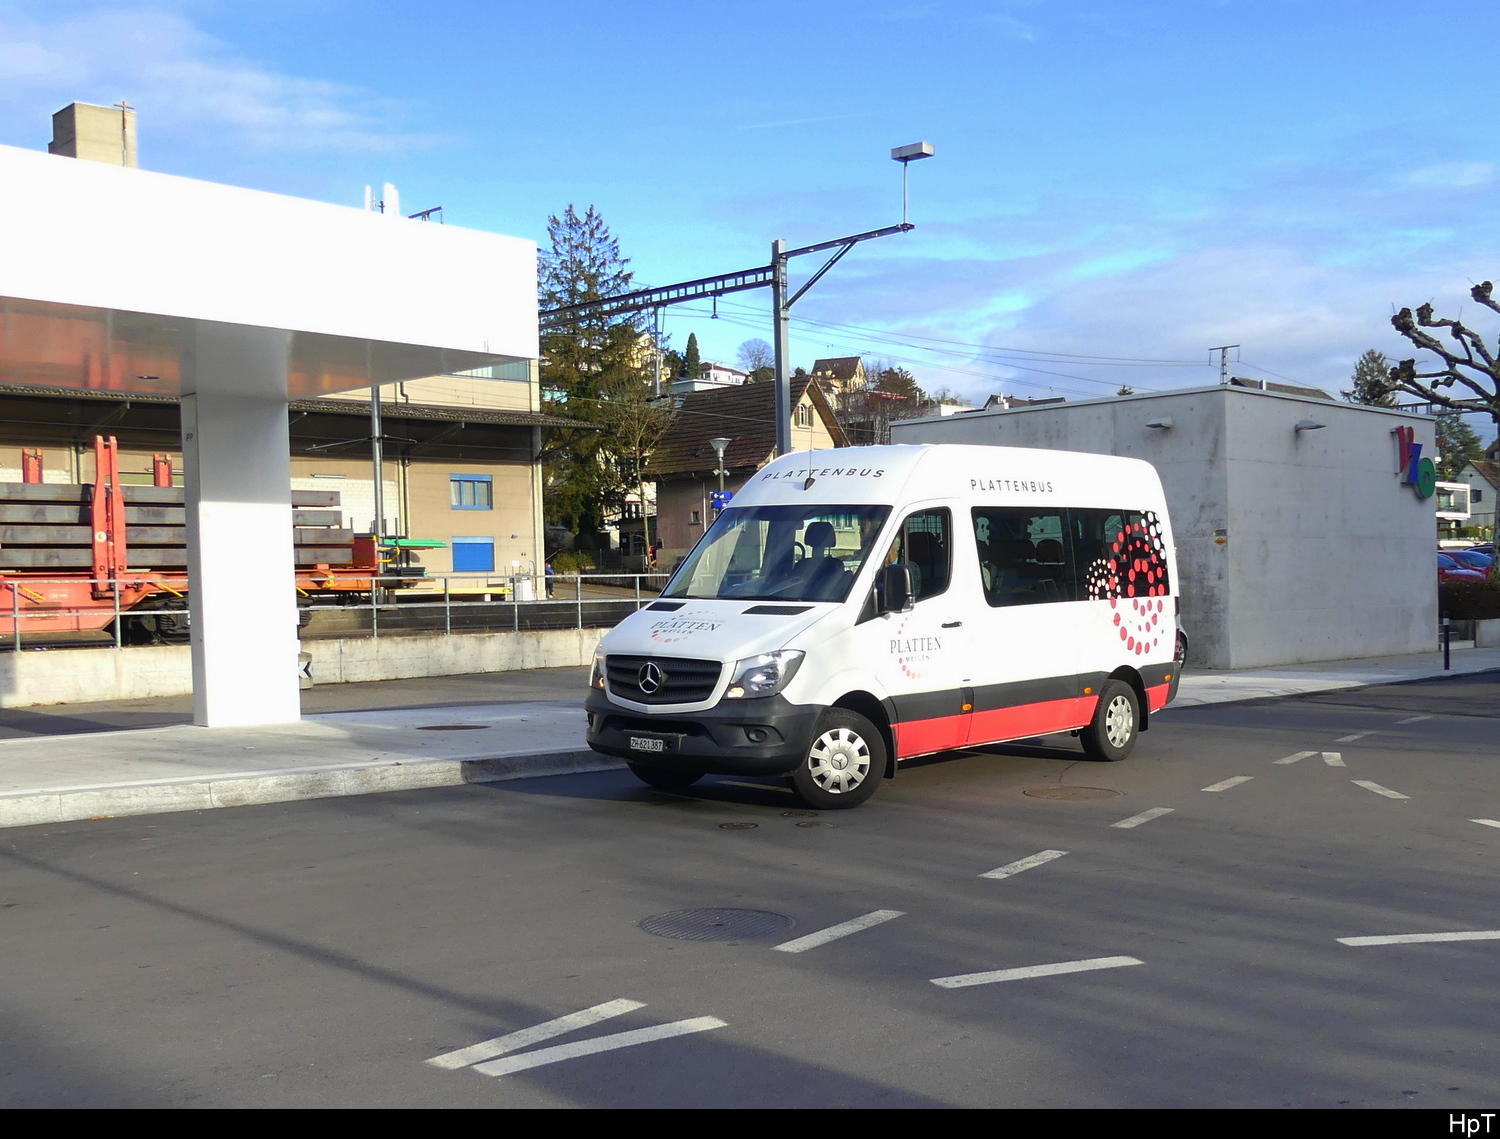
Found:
<box><xmin>606</xmin><ymin>654</ymin><xmax>722</xmax><ymax>705</ymax></box>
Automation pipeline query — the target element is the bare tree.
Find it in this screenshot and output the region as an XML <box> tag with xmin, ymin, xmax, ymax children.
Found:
<box><xmin>736</xmin><ymin>338</ymin><xmax>774</xmax><ymax>374</ymax></box>
<box><xmin>1389</xmin><ymin>284</ymin><xmax>1500</xmax><ymax>435</ymax></box>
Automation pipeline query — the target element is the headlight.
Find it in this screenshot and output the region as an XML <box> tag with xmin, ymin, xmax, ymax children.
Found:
<box><xmin>590</xmin><ymin>649</ymin><xmax>606</xmax><ymax>690</ymax></box>
<box><xmin>723</xmin><ymin>650</ymin><xmax>804</xmax><ymax>699</ymax></box>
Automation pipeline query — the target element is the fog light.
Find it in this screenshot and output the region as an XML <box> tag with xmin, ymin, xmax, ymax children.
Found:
<box><xmin>746</xmin><ymin>728</ymin><xmax>768</xmax><ymax>743</ymax></box>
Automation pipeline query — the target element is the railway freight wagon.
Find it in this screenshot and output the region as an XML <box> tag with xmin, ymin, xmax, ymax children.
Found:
<box><xmin>0</xmin><ymin>436</ymin><xmax>416</xmax><ymax>645</ymax></box>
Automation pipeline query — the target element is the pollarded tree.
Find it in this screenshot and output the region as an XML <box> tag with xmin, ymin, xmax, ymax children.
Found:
<box><xmin>1389</xmin><ymin>285</ymin><xmax>1500</xmax><ymax>437</ymax></box>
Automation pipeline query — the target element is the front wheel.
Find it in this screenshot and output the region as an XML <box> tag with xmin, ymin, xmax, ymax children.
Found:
<box><xmin>790</xmin><ymin>709</ymin><xmax>886</xmax><ymax>810</ymax></box>
<box><xmin>1081</xmin><ymin>679</ymin><xmax>1139</xmax><ymax>762</ymax></box>
<box><xmin>626</xmin><ymin>763</ymin><xmax>702</xmax><ymax>790</ymax></box>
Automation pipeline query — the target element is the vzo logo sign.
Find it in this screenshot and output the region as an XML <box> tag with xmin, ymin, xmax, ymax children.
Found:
<box><xmin>1392</xmin><ymin>426</ymin><xmax>1436</xmax><ymax>499</ymax></box>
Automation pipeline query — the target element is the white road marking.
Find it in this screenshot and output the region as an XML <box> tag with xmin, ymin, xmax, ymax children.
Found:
<box><xmin>1471</xmin><ymin>819</ymin><xmax>1500</xmax><ymax>830</ymax></box>
<box><xmin>1352</xmin><ymin>779</ymin><xmax>1409</xmax><ymax>800</ymax></box>
<box><xmin>980</xmin><ymin>849</ymin><xmax>1069</xmax><ymax>879</ymax></box>
<box><xmin>1396</xmin><ymin>715</ymin><xmax>1432</xmax><ymax>724</ymax></box>
<box><xmin>1111</xmin><ymin>807</ymin><xmax>1174</xmax><ymax>829</ymax></box>
<box><xmin>1322</xmin><ymin>752</ymin><xmax>1345</xmax><ymax>767</ymax></box>
<box><xmin>472</xmin><ymin>1017</ymin><xmax>727</xmax><ymax>1077</ymax></box>
<box><xmin>1274</xmin><ymin>751</ymin><xmax>1317</xmax><ymax>765</ymax></box>
<box><xmin>1338</xmin><ymin>931</ymin><xmax>1500</xmax><ymax>947</ymax></box>
<box><xmin>1201</xmin><ymin>776</ymin><xmax>1253</xmax><ymax>792</ymax></box>
<box><xmin>931</xmin><ymin>955</ymin><xmax>1144</xmax><ymax>989</ymax></box>
<box><xmin>1336</xmin><ymin>732</ymin><xmax>1372</xmax><ymax>743</ymax></box>
<box><xmin>773</xmin><ymin>909</ymin><xmax>904</xmax><ymax>953</ymax></box>
<box><xmin>425</xmin><ymin>999</ymin><xmax>644</xmax><ymax>1070</ymax></box>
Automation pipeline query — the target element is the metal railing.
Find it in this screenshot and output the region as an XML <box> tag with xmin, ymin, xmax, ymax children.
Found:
<box><xmin>0</xmin><ymin>572</ymin><xmax>673</xmax><ymax>652</ymax></box>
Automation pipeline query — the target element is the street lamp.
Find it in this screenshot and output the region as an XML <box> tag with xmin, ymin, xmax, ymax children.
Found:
<box><xmin>709</xmin><ymin>436</ymin><xmax>733</xmax><ymax>493</ymax></box>
<box><xmin>891</xmin><ymin>141</ymin><xmax>935</xmax><ymax>226</ymax></box>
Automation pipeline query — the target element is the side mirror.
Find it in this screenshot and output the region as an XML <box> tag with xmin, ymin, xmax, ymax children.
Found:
<box><xmin>877</xmin><ymin>563</ymin><xmax>915</xmax><ymax>615</ymax></box>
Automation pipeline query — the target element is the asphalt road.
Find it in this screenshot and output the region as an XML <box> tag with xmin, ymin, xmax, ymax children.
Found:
<box><xmin>1</xmin><ymin>671</ymin><xmax>1497</xmax><ymax>1107</ymax></box>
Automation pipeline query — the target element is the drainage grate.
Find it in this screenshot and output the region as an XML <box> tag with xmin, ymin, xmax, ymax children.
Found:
<box><xmin>718</xmin><ymin>822</ymin><xmax>758</xmax><ymax>830</ymax></box>
<box><xmin>1023</xmin><ymin>786</ymin><xmax>1121</xmax><ymax>800</ymax></box>
<box><xmin>781</xmin><ymin>811</ymin><xmax>819</xmax><ymax>819</ymax></box>
<box><xmin>795</xmin><ymin>820</ymin><xmax>835</xmax><ymax>828</ymax></box>
<box><xmin>416</xmin><ymin>724</ymin><xmax>488</xmax><ymax>731</ymax></box>
<box><xmin>640</xmin><ymin>908</ymin><xmax>795</xmax><ymax>942</ymax></box>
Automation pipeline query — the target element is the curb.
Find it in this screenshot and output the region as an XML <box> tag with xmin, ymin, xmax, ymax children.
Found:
<box><xmin>0</xmin><ymin>748</ymin><xmax>625</xmax><ymax>830</ymax></box>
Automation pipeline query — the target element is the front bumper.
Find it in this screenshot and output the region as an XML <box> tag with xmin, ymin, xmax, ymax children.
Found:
<box><xmin>585</xmin><ymin>689</ymin><xmax>823</xmax><ymax>776</ymax></box>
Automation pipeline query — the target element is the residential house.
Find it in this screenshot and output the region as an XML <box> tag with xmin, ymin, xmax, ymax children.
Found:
<box><xmin>669</xmin><ymin>361</ymin><xmax>749</xmax><ymax>397</ymax></box>
<box><xmin>646</xmin><ymin>376</ymin><xmax>846</xmax><ymax>569</ymax></box>
<box><xmin>811</xmin><ymin>357</ymin><xmax>866</xmax><ymax>396</ymax></box>
<box><xmin>1454</xmin><ymin>458</ymin><xmax>1498</xmax><ymax>535</ymax></box>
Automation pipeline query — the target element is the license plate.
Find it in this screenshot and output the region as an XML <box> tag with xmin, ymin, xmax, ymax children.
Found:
<box><xmin>629</xmin><ymin>735</ymin><xmax>666</xmax><ymax>753</ymax></box>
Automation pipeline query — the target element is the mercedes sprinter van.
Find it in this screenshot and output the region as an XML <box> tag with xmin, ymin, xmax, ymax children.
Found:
<box><xmin>586</xmin><ymin>443</ymin><xmax>1183</xmax><ymax>809</ymax></box>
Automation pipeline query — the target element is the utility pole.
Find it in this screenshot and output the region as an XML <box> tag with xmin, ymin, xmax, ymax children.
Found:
<box><xmin>1210</xmin><ymin>344</ymin><xmax>1239</xmax><ymax>385</ymax></box>
<box><xmin>370</xmin><ymin>380</ymin><xmax>385</xmax><ymax>541</ymax></box>
<box><xmin>771</xmin><ymin>239</ymin><xmax>792</xmax><ymax>456</ymax></box>
<box><xmin>113</xmin><ymin>100</ymin><xmax>133</xmax><ymax>167</ymax></box>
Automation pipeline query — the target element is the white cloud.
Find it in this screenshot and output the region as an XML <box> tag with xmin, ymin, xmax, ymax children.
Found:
<box><xmin>0</xmin><ymin>5</ymin><xmax>431</xmax><ymax>155</ymax></box>
<box><xmin>1404</xmin><ymin>162</ymin><xmax>1494</xmax><ymax>188</ymax></box>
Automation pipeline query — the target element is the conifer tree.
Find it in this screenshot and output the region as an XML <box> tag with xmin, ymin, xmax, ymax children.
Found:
<box><xmin>1342</xmin><ymin>349</ymin><xmax>1395</xmax><ymax>406</ymax></box>
<box><xmin>683</xmin><ymin>333</ymin><xmax>702</xmax><ymax>379</ymax></box>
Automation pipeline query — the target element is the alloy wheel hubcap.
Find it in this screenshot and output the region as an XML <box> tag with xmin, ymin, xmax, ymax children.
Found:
<box><xmin>1105</xmin><ymin>695</ymin><xmax>1134</xmax><ymax>748</ymax></box>
<box><xmin>807</xmin><ymin>728</ymin><xmax>871</xmax><ymax>793</ymax></box>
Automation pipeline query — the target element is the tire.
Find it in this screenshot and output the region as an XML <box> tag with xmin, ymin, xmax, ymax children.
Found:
<box><xmin>1081</xmin><ymin>679</ymin><xmax>1140</xmax><ymax>762</ymax></box>
<box><xmin>626</xmin><ymin>763</ymin><xmax>702</xmax><ymax>790</ymax></box>
<box><xmin>789</xmin><ymin>709</ymin><xmax>886</xmax><ymax>810</ymax></box>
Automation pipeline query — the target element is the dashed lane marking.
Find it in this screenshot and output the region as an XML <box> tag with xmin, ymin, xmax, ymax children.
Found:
<box><xmin>1352</xmin><ymin>779</ymin><xmax>1409</xmax><ymax>800</ymax></box>
<box><xmin>425</xmin><ymin>999</ymin><xmax>644</xmax><ymax>1070</ymax></box>
<box><xmin>980</xmin><ymin>849</ymin><xmax>1069</xmax><ymax>879</ymax></box>
<box><xmin>1322</xmin><ymin>752</ymin><xmax>1345</xmax><ymax>767</ymax></box>
<box><xmin>1471</xmin><ymin>819</ymin><xmax>1500</xmax><ymax>830</ymax></box>
<box><xmin>1202</xmin><ymin>776</ymin><xmax>1253</xmax><ymax>792</ymax></box>
<box><xmin>931</xmin><ymin>955</ymin><xmax>1144</xmax><ymax>989</ymax></box>
<box><xmin>1336</xmin><ymin>732</ymin><xmax>1373</xmax><ymax>743</ymax></box>
<box><xmin>1111</xmin><ymin>807</ymin><xmax>1174</xmax><ymax>829</ymax></box>
<box><xmin>773</xmin><ymin>909</ymin><xmax>905</xmax><ymax>953</ymax></box>
<box><xmin>472</xmin><ymin>1017</ymin><xmax>728</xmax><ymax>1077</ymax></box>
<box><xmin>1338</xmin><ymin>931</ymin><xmax>1500</xmax><ymax>947</ymax></box>
<box><xmin>1274</xmin><ymin>751</ymin><xmax>1317</xmax><ymax>765</ymax></box>
<box><xmin>1396</xmin><ymin>715</ymin><xmax>1432</xmax><ymax>724</ymax></box>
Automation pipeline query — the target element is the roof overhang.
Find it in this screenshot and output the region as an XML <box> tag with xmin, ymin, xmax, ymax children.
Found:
<box><xmin>0</xmin><ymin>144</ymin><xmax>537</xmax><ymax>399</ymax></box>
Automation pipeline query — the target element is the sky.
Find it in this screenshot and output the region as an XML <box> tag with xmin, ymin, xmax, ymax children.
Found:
<box><xmin>3</xmin><ymin>0</ymin><xmax>1499</xmax><ymax>426</ymax></box>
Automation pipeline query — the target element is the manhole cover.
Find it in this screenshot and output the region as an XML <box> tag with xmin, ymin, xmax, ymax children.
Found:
<box><xmin>795</xmin><ymin>820</ymin><xmax>835</xmax><ymax>828</ymax></box>
<box><xmin>416</xmin><ymin>724</ymin><xmax>488</xmax><ymax>731</ymax></box>
<box><xmin>718</xmin><ymin>822</ymin><xmax>758</xmax><ymax>830</ymax></box>
<box><xmin>640</xmin><ymin>908</ymin><xmax>794</xmax><ymax>942</ymax></box>
<box><xmin>781</xmin><ymin>811</ymin><xmax>819</xmax><ymax>819</ymax></box>
<box><xmin>1022</xmin><ymin>786</ymin><xmax>1121</xmax><ymax>800</ymax></box>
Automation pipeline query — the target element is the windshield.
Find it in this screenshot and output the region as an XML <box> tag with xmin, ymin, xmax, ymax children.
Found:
<box><xmin>663</xmin><ymin>504</ymin><xmax>892</xmax><ymax>602</ymax></box>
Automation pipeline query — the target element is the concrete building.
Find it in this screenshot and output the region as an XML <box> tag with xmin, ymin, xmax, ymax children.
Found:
<box><xmin>647</xmin><ymin>376</ymin><xmax>845</xmax><ymax>567</ymax></box>
<box><xmin>894</xmin><ymin>384</ymin><xmax>1438</xmax><ymax>669</ymax></box>
<box><xmin>0</xmin><ymin>123</ymin><xmax>534</xmax><ymax>725</ymax></box>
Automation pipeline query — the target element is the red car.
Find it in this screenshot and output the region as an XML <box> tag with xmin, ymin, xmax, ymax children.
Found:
<box><xmin>1439</xmin><ymin>551</ymin><xmax>1488</xmax><ymax>583</ymax></box>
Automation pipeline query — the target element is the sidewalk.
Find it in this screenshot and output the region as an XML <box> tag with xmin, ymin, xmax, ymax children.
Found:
<box><xmin>0</xmin><ymin>647</ymin><xmax>1495</xmax><ymax>829</ymax></box>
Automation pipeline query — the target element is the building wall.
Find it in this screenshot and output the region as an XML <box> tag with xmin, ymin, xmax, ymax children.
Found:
<box><xmin>894</xmin><ymin>387</ymin><xmax>1437</xmax><ymax>669</ymax></box>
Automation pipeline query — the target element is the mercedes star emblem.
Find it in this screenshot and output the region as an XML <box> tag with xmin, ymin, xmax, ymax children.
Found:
<box><xmin>637</xmin><ymin>661</ymin><xmax>664</xmax><ymax>694</ymax></box>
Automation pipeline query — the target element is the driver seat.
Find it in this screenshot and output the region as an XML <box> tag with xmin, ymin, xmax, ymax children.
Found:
<box><xmin>794</xmin><ymin>520</ymin><xmax>846</xmax><ymax>598</ymax></box>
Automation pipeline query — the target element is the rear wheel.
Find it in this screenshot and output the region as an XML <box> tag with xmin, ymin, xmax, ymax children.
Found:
<box><xmin>1081</xmin><ymin>679</ymin><xmax>1139</xmax><ymax>762</ymax></box>
<box><xmin>790</xmin><ymin>709</ymin><xmax>886</xmax><ymax>810</ymax></box>
<box><xmin>626</xmin><ymin>763</ymin><xmax>702</xmax><ymax>790</ymax></box>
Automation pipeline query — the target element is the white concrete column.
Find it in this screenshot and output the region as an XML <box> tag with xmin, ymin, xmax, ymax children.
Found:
<box><xmin>180</xmin><ymin>322</ymin><xmax>300</xmax><ymax>727</ymax></box>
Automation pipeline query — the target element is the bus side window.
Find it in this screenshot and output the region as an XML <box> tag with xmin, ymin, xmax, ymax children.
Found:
<box><xmin>972</xmin><ymin>507</ymin><xmax>1075</xmax><ymax>607</ymax></box>
<box><xmin>1071</xmin><ymin>508</ymin><xmax>1171</xmax><ymax>599</ymax></box>
<box><xmin>889</xmin><ymin>508</ymin><xmax>951</xmax><ymax>601</ymax></box>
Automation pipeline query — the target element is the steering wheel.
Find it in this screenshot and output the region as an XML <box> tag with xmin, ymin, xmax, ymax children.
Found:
<box><xmin>791</xmin><ymin>540</ymin><xmax>808</xmax><ymax>563</ymax></box>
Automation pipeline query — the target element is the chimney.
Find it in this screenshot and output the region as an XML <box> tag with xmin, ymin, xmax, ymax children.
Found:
<box><xmin>49</xmin><ymin>101</ymin><xmax>137</xmax><ymax>168</ymax></box>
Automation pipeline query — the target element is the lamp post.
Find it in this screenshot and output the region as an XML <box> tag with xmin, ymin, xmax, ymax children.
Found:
<box><xmin>710</xmin><ymin>436</ymin><xmax>733</xmax><ymax>508</ymax></box>
<box><xmin>891</xmin><ymin>141</ymin><xmax>935</xmax><ymax>227</ymax></box>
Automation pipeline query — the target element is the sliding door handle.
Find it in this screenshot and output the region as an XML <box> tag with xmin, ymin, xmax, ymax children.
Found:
<box><xmin>941</xmin><ymin>621</ymin><xmax>963</xmax><ymax>628</ymax></box>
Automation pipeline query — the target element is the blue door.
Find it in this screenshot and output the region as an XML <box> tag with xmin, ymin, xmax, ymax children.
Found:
<box><xmin>452</xmin><ymin>536</ymin><xmax>495</xmax><ymax>572</ymax></box>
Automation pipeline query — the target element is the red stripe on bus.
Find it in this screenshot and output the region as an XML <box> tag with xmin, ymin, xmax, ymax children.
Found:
<box><xmin>894</xmin><ymin>695</ymin><xmax>1100</xmax><ymax>759</ymax></box>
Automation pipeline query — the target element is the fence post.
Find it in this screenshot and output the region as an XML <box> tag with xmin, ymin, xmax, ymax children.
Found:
<box><xmin>634</xmin><ymin>574</ymin><xmax>641</xmax><ymax>611</ymax></box>
<box><xmin>372</xmin><ymin>578</ymin><xmax>380</xmax><ymax>639</ymax></box>
<box><xmin>10</xmin><ymin>584</ymin><xmax>19</xmax><ymax>653</ymax></box>
<box><xmin>112</xmin><ymin>578</ymin><xmax>122</xmax><ymax>649</ymax></box>
<box><xmin>576</xmin><ymin>574</ymin><xmax>583</xmax><ymax>629</ymax></box>
<box><xmin>444</xmin><ymin>576</ymin><xmax>451</xmax><ymax>636</ymax></box>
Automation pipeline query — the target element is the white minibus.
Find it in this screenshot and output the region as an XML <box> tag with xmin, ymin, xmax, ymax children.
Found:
<box><xmin>586</xmin><ymin>443</ymin><xmax>1184</xmax><ymax>809</ymax></box>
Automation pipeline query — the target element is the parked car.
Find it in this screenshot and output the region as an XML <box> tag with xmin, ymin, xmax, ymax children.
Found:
<box><xmin>1439</xmin><ymin>551</ymin><xmax>1488</xmax><ymax>583</ymax></box>
<box><xmin>1448</xmin><ymin>548</ymin><xmax>1494</xmax><ymax>572</ymax></box>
